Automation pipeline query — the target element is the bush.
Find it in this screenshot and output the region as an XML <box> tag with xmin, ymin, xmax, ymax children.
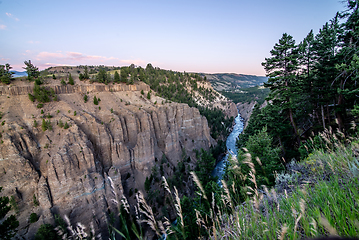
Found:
<box><xmin>93</xmin><ymin>96</ymin><xmax>98</xmax><ymax>105</ymax></box>
<box><xmin>68</xmin><ymin>73</ymin><xmax>74</xmax><ymax>85</ymax></box>
<box><xmin>35</xmin><ymin>224</ymin><xmax>60</xmax><ymax>240</ymax></box>
<box><xmin>29</xmin><ymin>213</ymin><xmax>38</xmax><ymax>223</ymax></box>
<box><xmin>84</xmin><ymin>94</ymin><xmax>88</xmax><ymax>103</ymax></box>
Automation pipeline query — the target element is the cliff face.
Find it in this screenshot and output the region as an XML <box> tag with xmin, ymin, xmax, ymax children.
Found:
<box><xmin>0</xmin><ymin>82</ymin><xmax>214</xmax><ymax>239</ymax></box>
<box><xmin>237</xmin><ymin>101</ymin><xmax>267</xmax><ymax>129</ymax></box>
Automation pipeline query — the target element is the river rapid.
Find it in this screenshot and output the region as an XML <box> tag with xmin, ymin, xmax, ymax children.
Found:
<box><xmin>212</xmin><ymin>112</ymin><xmax>244</xmax><ymax>182</ymax></box>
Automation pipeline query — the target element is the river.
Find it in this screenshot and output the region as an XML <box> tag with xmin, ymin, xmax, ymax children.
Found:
<box><xmin>212</xmin><ymin>112</ymin><xmax>244</xmax><ymax>182</ymax></box>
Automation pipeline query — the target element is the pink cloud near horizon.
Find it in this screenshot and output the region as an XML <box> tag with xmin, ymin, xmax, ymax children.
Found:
<box><xmin>31</xmin><ymin>51</ymin><xmax>148</xmax><ymax>70</ymax></box>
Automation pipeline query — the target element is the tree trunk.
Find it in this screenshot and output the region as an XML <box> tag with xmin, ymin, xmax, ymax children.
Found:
<box><xmin>321</xmin><ymin>104</ymin><xmax>326</xmax><ymax>129</ymax></box>
<box><xmin>289</xmin><ymin>107</ymin><xmax>300</xmax><ymax>146</ymax></box>
<box><xmin>336</xmin><ymin>93</ymin><xmax>345</xmax><ymax>130</ymax></box>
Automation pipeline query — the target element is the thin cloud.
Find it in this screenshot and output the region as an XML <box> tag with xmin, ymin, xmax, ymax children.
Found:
<box><xmin>33</xmin><ymin>51</ymin><xmax>140</xmax><ymax>69</ymax></box>
<box><xmin>28</xmin><ymin>40</ymin><xmax>40</xmax><ymax>44</ymax></box>
<box><xmin>120</xmin><ymin>59</ymin><xmax>147</xmax><ymax>66</ymax></box>
<box><xmin>6</xmin><ymin>12</ymin><xmax>19</xmax><ymax>21</ymax></box>
<box><xmin>0</xmin><ymin>24</ymin><xmax>6</xmax><ymax>30</ymax></box>
<box><xmin>37</xmin><ymin>51</ymin><xmax>120</xmax><ymax>62</ymax></box>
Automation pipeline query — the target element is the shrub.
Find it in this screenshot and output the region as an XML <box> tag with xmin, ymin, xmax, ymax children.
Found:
<box><xmin>29</xmin><ymin>213</ymin><xmax>38</xmax><ymax>223</ymax></box>
<box><xmin>35</xmin><ymin>224</ymin><xmax>60</xmax><ymax>240</ymax></box>
<box><xmin>93</xmin><ymin>96</ymin><xmax>98</xmax><ymax>105</ymax></box>
<box><xmin>68</xmin><ymin>73</ymin><xmax>74</xmax><ymax>85</ymax></box>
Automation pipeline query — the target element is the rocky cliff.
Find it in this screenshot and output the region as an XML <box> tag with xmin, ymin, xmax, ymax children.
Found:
<box><xmin>237</xmin><ymin>100</ymin><xmax>268</xmax><ymax>130</ymax></box>
<box><xmin>0</xmin><ymin>82</ymin><xmax>214</xmax><ymax>239</ymax></box>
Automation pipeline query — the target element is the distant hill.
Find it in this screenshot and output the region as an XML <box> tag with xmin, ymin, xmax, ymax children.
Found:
<box><xmin>203</xmin><ymin>73</ymin><xmax>267</xmax><ymax>91</ymax></box>
<box><xmin>12</xmin><ymin>71</ymin><xmax>28</xmax><ymax>78</ymax></box>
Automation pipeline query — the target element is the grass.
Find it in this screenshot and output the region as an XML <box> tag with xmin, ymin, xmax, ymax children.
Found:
<box><xmin>214</xmin><ymin>139</ymin><xmax>359</xmax><ymax>240</ymax></box>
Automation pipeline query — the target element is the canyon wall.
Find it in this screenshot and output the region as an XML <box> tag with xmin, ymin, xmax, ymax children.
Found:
<box><xmin>0</xmin><ymin>83</ymin><xmax>214</xmax><ymax>239</ymax></box>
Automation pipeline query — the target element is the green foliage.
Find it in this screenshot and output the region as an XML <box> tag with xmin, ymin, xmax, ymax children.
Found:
<box><xmin>120</xmin><ymin>67</ymin><xmax>128</xmax><ymax>83</ymax></box>
<box><xmin>93</xmin><ymin>96</ymin><xmax>98</xmax><ymax>105</ymax></box>
<box><xmin>352</xmin><ymin>105</ymin><xmax>359</xmax><ymax>117</ymax></box>
<box><xmin>198</xmin><ymin>106</ymin><xmax>233</xmax><ymax>139</ymax></box>
<box><xmin>68</xmin><ymin>73</ymin><xmax>74</xmax><ymax>85</ymax></box>
<box><xmin>23</xmin><ymin>60</ymin><xmax>40</xmax><ymax>80</ymax></box>
<box><xmin>36</xmin><ymin>103</ymin><xmax>43</xmax><ymax>108</ymax></box>
<box><xmin>147</xmin><ymin>91</ymin><xmax>151</xmax><ymax>99</ymax></box>
<box><xmin>31</xmin><ymin>83</ymin><xmax>57</xmax><ymax>103</ymax></box>
<box><xmin>52</xmin><ymin>74</ymin><xmax>56</xmax><ymax>80</ymax></box>
<box><xmin>35</xmin><ymin>224</ymin><xmax>60</xmax><ymax>240</ymax></box>
<box><xmin>241</xmin><ymin>126</ymin><xmax>283</xmax><ymax>186</ymax></box>
<box><xmin>33</xmin><ymin>194</ymin><xmax>39</xmax><ymax>206</ymax></box>
<box><xmin>73</xmin><ymin>111</ymin><xmax>77</xmax><ymax>116</ymax></box>
<box><xmin>96</xmin><ymin>68</ymin><xmax>111</xmax><ymax>84</ymax></box>
<box><xmin>144</xmin><ymin>177</ymin><xmax>151</xmax><ymax>192</ymax></box>
<box><xmin>60</xmin><ymin>79</ymin><xmax>66</xmax><ymax>85</ymax></box>
<box><xmin>0</xmin><ymin>187</ymin><xmax>19</xmax><ymax>240</ymax></box>
<box><xmin>29</xmin><ymin>213</ymin><xmax>38</xmax><ymax>223</ymax></box>
<box><xmin>114</xmin><ymin>70</ymin><xmax>120</xmax><ymax>83</ymax></box>
<box><xmin>195</xmin><ymin>149</ymin><xmax>216</xmax><ymax>185</ymax></box>
<box><xmin>58</xmin><ymin>119</ymin><xmax>64</xmax><ymax>128</ymax></box>
<box><xmin>83</xmin><ymin>94</ymin><xmax>88</xmax><ymax>103</ymax></box>
<box><xmin>41</xmin><ymin>119</ymin><xmax>52</xmax><ymax>132</ymax></box>
<box><xmin>0</xmin><ymin>63</ymin><xmax>14</xmax><ymax>85</ymax></box>
<box><xmin>63</xmin><ymin>121</ymin><xmax>69</xmax><ymax>129</ymax></box>
<box><xmin>79</xmin><ymin>66</ymin><xmax>89</xmax><ymax>80</ymax></box>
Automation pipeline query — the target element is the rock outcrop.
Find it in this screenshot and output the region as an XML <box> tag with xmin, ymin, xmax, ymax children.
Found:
<box><xmin>237</xmin><ymin>101</ymin><xmax>268</xmax><ymax>130</ymax></box>
<box><xmin>0</xmin><ymin>83</ymin><xmax>214</xmax><ymax>239</ymax></box>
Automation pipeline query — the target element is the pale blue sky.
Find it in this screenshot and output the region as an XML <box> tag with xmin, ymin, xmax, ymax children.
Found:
<box><xmin>0</xmin><ymin>0</ymin><xmax>346</xmax><ymax>75</ymax></box>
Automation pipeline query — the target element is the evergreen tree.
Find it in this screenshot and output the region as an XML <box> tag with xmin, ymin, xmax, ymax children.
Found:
<box><xmin>262</xmin><ymin>33</ymin><xmax>301</xmax><ymax>145</ymax></box>
<box><xmin>0</xmin><ymin>187</ymin><xmax>19</xmax><ymax>240</ymax></box>
<box><xmin>311</xmin><ymin>17</ymin><xmax>342</xmax><ymax>129</ymax></box>
<box><xmin>94</xmin><ymin>96</ymin><xmax>99</xmax><ymax>105</ymax></box>
<box><xmin>114</xmin><ymin>71</ymin><xmax>120</xmax><ymax>83</ymax></box>
<box><xmin>83</xmin><ymin>65</ymin><xmax>89</xmax><ymax>79</ymax></box>
<box><xmin>96</xmin><ymin>68</ymin><xmax>108</xmax><ymax>83</ymax></box>
<box><xmin>0</xmin><ymin>64</ymin><xmax>14</xmax><ymax>84</ymax></box>
<box><xmin>120</xmin><ymin>68</ymin><xmax>128</xmax><ymax>83</ymax></box>
<box><xmin>68</xmin><ymin>73</ymin><xmax>74</xmax><ymax>85</ymax></box>
<box><xmin>23</xmin><ymin>60</ymin><xmax>40</xmax><ymax>80</ymax></box>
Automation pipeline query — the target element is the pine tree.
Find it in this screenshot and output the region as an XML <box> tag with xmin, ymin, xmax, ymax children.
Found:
<box><xmin>68</xmin><ymin>73</ymin><xmax>74</xmax><ymax>85</ymax></box>
<box><xmin>83</xmin><ymin>65</ymin><xmax>89</xmax><ymax>79</ymax></box>
<box><xmin>94</xmin><ymin>96</ymin><xmax>98</xmax><ymax>105</ymax></box>
<box><xmin>114</xmin><ymin>71</ymin><xmax>120</xmax><ymax>83</ymax></box>
<box><xmin>23</xmin><ymin>60</ymin><xmax>40</xmax><ymax>80</ymax></box>
<box><xmin>0</xmin><ymin>64</ymin><xmax>14</xmax><ymax>85</ymax></box>
<box><xmin>311</xmin><ymin>17</ymin><xmax>342</xmax><ymax>129</ymax></box>
<box><xmin>262</xmin><ymin>33</ymin><xmax>301</xmax><ymax>145</ymax></box>
<box><xmin>0</xmin><ymin>187</ymin><xmax>19</xmax><ymax>240</ymax></box>
<box><xmin>120</xmin><ymin>68</ymin><xmax>128</xmax><ymax>83</ymax></box>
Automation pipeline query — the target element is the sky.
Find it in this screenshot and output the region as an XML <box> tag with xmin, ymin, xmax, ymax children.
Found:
<box><xmin>0</xmin><ymin>0</ymin><xmax>347</xmax><ymax>76</ymax></box>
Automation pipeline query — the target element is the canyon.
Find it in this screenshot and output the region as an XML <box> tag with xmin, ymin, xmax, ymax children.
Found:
<box><xmin>0</xmin><ymin>80</ymin><xmax>236</xmax><ymax>239</ymax></box>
